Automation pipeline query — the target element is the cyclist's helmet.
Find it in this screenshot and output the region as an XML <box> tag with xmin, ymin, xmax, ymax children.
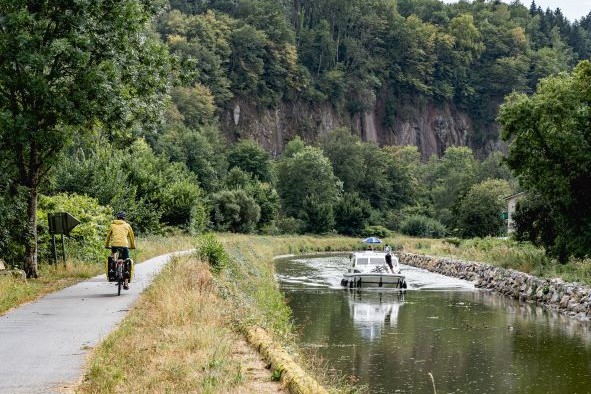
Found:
<box><xmin>116</xmin><ymin>211</ymin><xmax>126</xmax><ymax>220</ymax></box>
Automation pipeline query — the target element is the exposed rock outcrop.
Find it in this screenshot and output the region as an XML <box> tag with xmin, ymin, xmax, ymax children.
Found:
<box><xmin>221</xmin><ymin>94</ymin><xmax>488</xmax><ymax>159</ymax></box>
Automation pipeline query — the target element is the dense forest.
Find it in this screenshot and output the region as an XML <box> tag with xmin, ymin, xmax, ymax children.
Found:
<box><xmin>160</xmin><ymin>0</ymin><xmax>591</xmax><ymax>154</ymax></box>
<box><xmin>0</xmin><ymin>0</ymin><xmax>589</xmax><ymax>276</ymax></box>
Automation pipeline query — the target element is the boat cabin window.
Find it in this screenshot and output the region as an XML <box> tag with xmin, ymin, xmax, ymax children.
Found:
<box><xmin>355</xmin><ymin>257</ymin><xmax>384</xmax><ymax>266</ymax></box>
<box><xmin>370</xmin><ymin>258</ymin><xmax>384</xmax><ymax>265</ymax></box>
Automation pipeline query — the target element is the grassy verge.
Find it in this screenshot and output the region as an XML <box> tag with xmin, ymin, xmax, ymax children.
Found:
<box><xmin>78</xmin><ymin>233</ymin><xmax>365</xmax><ymax>393</ymax></box>
<box><xmin>0</xmin><ymin>235</ymin><xmax>194</xmax><ymax>316</ymax></box>
<box><xmin>78</xmin><ymin>254</ymin><xmax>249</xmax><ymax>392</ymax></box>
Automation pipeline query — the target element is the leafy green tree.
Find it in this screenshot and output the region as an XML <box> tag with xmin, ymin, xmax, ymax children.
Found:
<box><xmin>123</xmin><ymin>140</ymin><xmax>205</xmax><ymax>231</ymax></box>
<box><xmin>0</xmin><ymin>186</ymin><xmax>27</xmax><ymax>266</ymax></box>
<box><xmin>499</xmin><ymin>60</ymin><xmax>591</xmax><ymax>261</ymax></box>
<box><xmin>529</xmin><ymin>27</ymin><xmax>573</xmax><ymax>87</ymax></box>
<box><xmin>281</xmin><ymin>135</ymin><xmax>306</xmax><ymax>158</ymax></box>
<box><xmin>512</xmin><ymin>193</ymin><xmax>557</xmax><ymax>248</ymax></box>
<box><xmin>300</xmin><ymin>196</ymin><xmax>335</xmax><ymax>234</ymax></box>
<box><xmin>0</xmin><ymin>1</ymin><xmax>169</xmax><ymax>277</ymax></box>
<box><xmin>227</xmin><ymin>139</ymin><xmax>273</xmax><ymax>183</ymax></box>
<box><xmin>51</xmin><ymin>144</ymin><xmax>162</xmax><ymax>234</ymax></box>
<box><xmin>53</xmin><ymin>140</ymin><xmax>206</xmax><ymax>234</ymax></box>
<box><xmin>210</xmin><ymin>189</ymin><xmax>261</xmax><ymax>233</ymax></box>
<box><xmin>161</xmin><ymin>10</ymin><xmax>234</xmax><ymax>106</ymax></box>
<box><xmin>156</xmin><ymin>123</ymin><xmax>226</xmax><ymax>194</ymax></box>
<box><xmin>427</xmin><ymin>147</ymin><xmax>478</xmax><ymax>228</ymax></box>
<box><xmin>275</xmin><ymin>146</ymin><xmax>342</xmax><ymax>219</ymax></box>
<box><xmin>457</xmin><ymin>179</ymin><xmax>513</xmax><ymax>238</ymax></box>
<box><xmin>334</xmin><ymin>193</ymin><xmax>371</xmax><ymax>236</ymax></box>
<box><xmin>246</xmin><ymin>181</ymin><xmax>280</xmax><ymax>229</ymax></box>
<box><xmin>318</xmin><ymin>128</ymin><xmax>365</xmax><ymax>192</ymax></box>
<box><xmin>476</xmin><ymin>151</ymin><xmax>515</xmax><ymax>183</ymax></box>
<box><xmin>222</xmin><ymin>167</ymin><xmax>279</xmax><ymax>229</ymax></box>
<box><xmin>171</xmin><ymin>84</ymin><xmax>217</xmax><ymax>128</ymax></box>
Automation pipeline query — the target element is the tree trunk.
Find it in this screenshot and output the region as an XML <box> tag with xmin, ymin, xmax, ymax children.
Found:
<box><xmin>23</xmin><ymin>185</ymin><xmax>39</xmax><ymax>278</ymax></box>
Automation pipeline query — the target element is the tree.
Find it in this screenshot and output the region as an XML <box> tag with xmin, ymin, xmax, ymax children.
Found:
<box><xmin>512</xmin><ymin>193</ymin><xmax>557</xmax><ymax>248</ymax></box>
<box><xmin>0</xmin><ymin>1</ymin><xmax>169</xmax><ymax>277</ymax></box>
<box><xmin>318</xmin><ymin>127</ymin><xmax>365</xmax><ymax>192</ymax></box>
<box><xmin>334</xmin><ymin>193</ymin><xmax>371</xmax><ymax>236</ymax></box>
<box><xmin>210</xmin><ymin>189</ymin><xmax>261</xmax><ymax>233</ymax></box>
<box><xmin>227</xmin><ymin>139</ymin><xmax>273</xmax><ymax>183</ymax></box>
<box><xmin>499</xmin><ymin>60</ymin><xmax>591</xmax><ymax>261</ymax></box>
<box><xmin>275</xmin><ymin>146</ymin><xmax>342</xmax><ymax>219</ymax></box>
<box><xmin>426</xmin><ymin>147</ymin><xmax>478</xmax><ymax>228</ymax></box>
<box><xmin>156</xmin><ymin>123</ymin><xmax>226</xmax><ymax>194</ymax></box>
<box><xmin>457</xmin><ymin>179</ymin><xmax>513</xmax><ymax>238</ymax></box>
<box><xmin>170</xmin><ymin>84</ymin><xmax>216</xmax><ymax>128</ymax></box>
<box><xmin>221</xmin><ymin>167</ymin><xmax>280</xmax><ymax>229</ymax></box>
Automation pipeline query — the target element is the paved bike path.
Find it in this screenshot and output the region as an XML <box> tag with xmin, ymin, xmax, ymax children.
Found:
<box><xmin>0</xmin><ymin>251</ymin><xmax>190</xmax><ymax>394</ymax></box>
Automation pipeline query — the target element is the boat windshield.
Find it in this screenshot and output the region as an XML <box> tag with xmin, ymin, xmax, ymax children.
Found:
<box><xmin>356</xmin><ymin>257</ymin><xmax>385</xmax><ymax>266</ymax></box>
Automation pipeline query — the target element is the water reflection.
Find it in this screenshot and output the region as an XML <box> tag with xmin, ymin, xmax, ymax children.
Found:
<box><xmin>347</xmin><ymin>290</ymin><xmax>405</xmax><ymax>341</ymax></box>
<box><xmin>277</xmin><ymin>254</ymin><xmax>591</xmax><ymax>393</ymax></box>
<box><xmin>471</xmin><ymin>291</ymin><xmax>591</xmax><ymax>346</ymax></box>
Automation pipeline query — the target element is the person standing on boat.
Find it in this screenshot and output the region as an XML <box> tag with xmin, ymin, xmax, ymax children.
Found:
<box><xmin>385</xmin><ymin>250</ymin><xmax>394</xmax><ymax>273</ymax></box>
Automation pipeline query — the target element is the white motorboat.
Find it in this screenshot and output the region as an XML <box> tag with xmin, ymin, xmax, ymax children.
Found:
<box><xmin>341</xmin><ymin>251</ymin><xmax>407</xmax><ymax>289</ymax></box>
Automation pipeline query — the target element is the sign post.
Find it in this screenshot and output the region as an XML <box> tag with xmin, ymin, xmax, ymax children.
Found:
<box><xmin>47</xmin><ymin>212</ymin><xmax>80</xmax><ymax>265</ymax></box>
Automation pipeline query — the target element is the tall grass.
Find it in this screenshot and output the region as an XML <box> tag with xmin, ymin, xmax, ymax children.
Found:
<box><xmin>79</xmin><ymin>233</ymin><xmax>367</xmax><ymax>393</ymax></box>
<box><xmin>79</xmin><ymin>255</ymin><xmax>251</xmax><ymax>393</ymax></box>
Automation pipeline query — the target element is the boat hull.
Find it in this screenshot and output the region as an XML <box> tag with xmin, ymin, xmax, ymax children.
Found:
<box><xmin>341</xmin><ymin>273</ymin><xmax>406</xmax><ymax>288</ymax></box>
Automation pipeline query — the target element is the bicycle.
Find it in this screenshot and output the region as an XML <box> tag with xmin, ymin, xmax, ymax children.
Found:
<box><xmin>106</xmin><ymin>247</ymin><xmax>133</xmax><ymax>296</ymax></box>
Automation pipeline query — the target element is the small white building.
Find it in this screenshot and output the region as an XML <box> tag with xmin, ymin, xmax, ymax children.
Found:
<box><xmin>504</xmin><ymin>192</ymin><xmax>526</xmax><ymax>233</ymax></box>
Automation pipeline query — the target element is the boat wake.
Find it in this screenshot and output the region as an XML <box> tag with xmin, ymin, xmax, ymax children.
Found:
<box><xmin>276</xmin><ymin>254</ymin><xmax>475</xmax><ymax>291</ymax></box>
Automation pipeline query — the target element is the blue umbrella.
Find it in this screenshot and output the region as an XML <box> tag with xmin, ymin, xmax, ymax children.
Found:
<box><xmin>362</xmin><ymin>237</ymin><xmax>382</xmax><ymax>244</ymax></box>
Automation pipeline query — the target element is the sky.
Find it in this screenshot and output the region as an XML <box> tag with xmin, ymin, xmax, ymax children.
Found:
<box><xmin>442</xmin><ymin>0</ymin><xmax>591</xmax><ymax>22</ymax></box>
<box><xmin>530</xmin><ymin>0</ymin><xmax>591</xmax><ymax>21</ymax></box>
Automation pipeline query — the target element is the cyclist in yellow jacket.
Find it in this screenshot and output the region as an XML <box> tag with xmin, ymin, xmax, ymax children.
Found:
<box><xmin>104</xmin><ymin>211</ymin><xmax>135</xmax><ymax>289</ymax></box>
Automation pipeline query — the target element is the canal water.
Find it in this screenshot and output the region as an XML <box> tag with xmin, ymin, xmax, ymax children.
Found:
<box><xmin>275</xmin><ymin>254</ymin><xmax>591</xmax><ymax>393</ymax></box>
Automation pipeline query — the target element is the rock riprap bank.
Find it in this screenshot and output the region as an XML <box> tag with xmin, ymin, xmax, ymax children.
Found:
<box><xmin>398</xmin><ymin>252</ymin><xmax>591</xmax><ymax>321</ymax></box>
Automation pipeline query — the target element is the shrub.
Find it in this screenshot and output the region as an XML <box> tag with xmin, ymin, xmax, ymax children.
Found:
<box><xmin>210</xmin><ymin>189</ymin><xmax>261</xmax><ymax>233</ymax></box>
<box><xmin>274</xmin><ymin>217</ymin><xmax>305</xmax><ymax>235</ymax></box>
<box><xmin>400</xmin><ymin>214</ymin><xmax>447</xmax><ymax>238</ymax></box>
<box><xmin>457</xmin><ymin>179</ymin><xmax>513</xmax><ymax>238</ymax></box>
<box><xmin>196</xmin><ymin>233</ymin><xmax>228</xmax><ymax>272</ymax></box>
<box><xmin>360</xmin><ymin>225</ymin><xmax>391</xmax><ymax>238</ymax></box>
<box><xmin>37</xmin><ymin>193</ymin><xmax>112</xmax><ymax>263</ymax></box>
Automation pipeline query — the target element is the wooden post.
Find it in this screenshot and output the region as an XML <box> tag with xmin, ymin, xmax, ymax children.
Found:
<box><xmin>61</xmin><ymin>234</ymin><xmax>66</xmax><ymax>266</ymax></box>
<box><xmin>51</xmin><ymin>234</ymin><xmax>57</xmax><ymax>265</ymax></box>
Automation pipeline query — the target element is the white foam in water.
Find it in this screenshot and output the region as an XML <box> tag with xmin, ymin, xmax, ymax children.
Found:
<box><xmin>277</xmin><ymin>255</ymin><xmax>475</xmax><ymax>291</ymax></box>
<box><xmin>402</xmin><ymin>264</ymin><xmax>475</xmax><ymax>291</ymax></box>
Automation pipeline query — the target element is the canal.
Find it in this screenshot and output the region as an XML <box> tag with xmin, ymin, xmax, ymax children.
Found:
<box><xmin>275</xmin><ymin>254</ymin><xmax>591</xmax><ymax>393</ymax></box>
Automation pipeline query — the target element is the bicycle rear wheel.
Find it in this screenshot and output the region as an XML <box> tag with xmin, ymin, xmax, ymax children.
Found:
<box><xmin>116</xmin><ymin>264</ymin><xmax>123</xmax><ymax>296</ymax></box>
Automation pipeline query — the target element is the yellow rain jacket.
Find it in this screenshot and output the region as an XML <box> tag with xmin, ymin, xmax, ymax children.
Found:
<box><xmin>104</xmin><ymin>219</ymin><xmax>135</xmax><ymax>249</ymax></box>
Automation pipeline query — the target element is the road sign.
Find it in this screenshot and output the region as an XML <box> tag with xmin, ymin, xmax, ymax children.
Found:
<box><xmin>47</xmin><ymin>212</ymin><xmax>81</xmax><ymax>265</ymax></box>
<box><xmin>48</xmin><ymin>212</ymin><xmax>80</xmax><ymax>235</ymax></box>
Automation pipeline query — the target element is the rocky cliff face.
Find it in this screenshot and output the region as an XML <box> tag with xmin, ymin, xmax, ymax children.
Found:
<box><xmin>220</xmin><ymin>94</ymin><xmax>494</xmax><ymax>159</ymax></box>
